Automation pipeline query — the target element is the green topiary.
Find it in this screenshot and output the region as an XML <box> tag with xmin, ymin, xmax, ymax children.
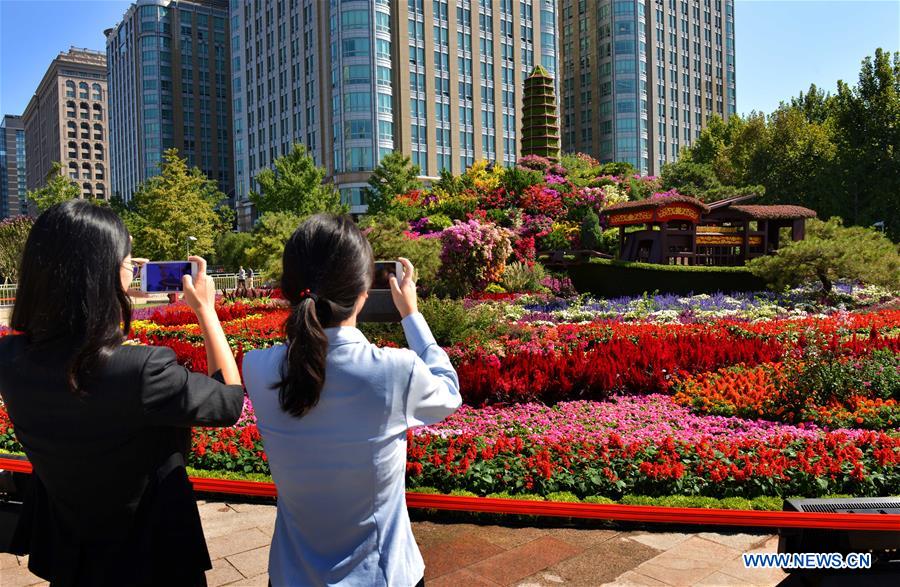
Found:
<box><xmin>580</xmin><ymin>209</ymin><xmax>603</xmax><ymax>251</ymax></box>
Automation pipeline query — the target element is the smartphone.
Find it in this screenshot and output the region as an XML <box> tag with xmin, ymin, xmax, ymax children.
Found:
<box><xmin>371</xmin><ymin>261</ymin><xmax>404</xmax><ymax>290</ymax></box>
<box><xmin>140</xmin><ymin>261</ymin><xmax>199</xmax><ymax>293</ymax></box>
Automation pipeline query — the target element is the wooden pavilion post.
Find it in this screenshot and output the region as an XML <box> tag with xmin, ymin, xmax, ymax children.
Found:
<box><xmin>741</xmin><ymin>220</ymin><xmax>750</xmax><ymax>263</ymax></box>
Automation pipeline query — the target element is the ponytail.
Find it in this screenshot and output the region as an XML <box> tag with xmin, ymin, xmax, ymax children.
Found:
<box><xmin>275</xmin><ymin>214</ymin><xmax>374</xmax><ymax>418</ymax></box>
<box><xmin>279</xmin><ymin>297</ymin><xmax>329</xmax><ymax>417</ymax></box>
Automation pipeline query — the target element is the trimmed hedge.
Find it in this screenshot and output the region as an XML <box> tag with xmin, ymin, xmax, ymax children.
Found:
<box><xmin>566</xmin><ymin>258</ymin><xmax>767</xmax><ymax>297</ymax></box>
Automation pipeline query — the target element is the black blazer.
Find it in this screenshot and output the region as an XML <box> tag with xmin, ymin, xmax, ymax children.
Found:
<box><xmin>0</xmin><ymin>335</ymin><xmax>244</xmax><ymax>587</ymax></box>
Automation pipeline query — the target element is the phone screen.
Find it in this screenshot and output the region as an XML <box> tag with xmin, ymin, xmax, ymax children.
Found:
<box><xmin>372</xmin><ymin>262</ymin><xmax>398</xmax><ymax>290</ymax></box>
<box><xmin>144</xmin><ymin>262</ymin><xmax>194</xmax><ymax>293</ymax></box>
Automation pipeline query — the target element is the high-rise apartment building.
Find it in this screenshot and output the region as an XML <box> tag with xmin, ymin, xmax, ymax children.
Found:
<box><xmin>559</xmin><ymin>0</ymin><xmax>735</xmax><ymax>175</ymax></box>
<box><xmin>106</xmin><ymin>0</ymin><xmax>233</xmax><ymax>203</ymax></box>
<box><xmin>22</xmin><ymin>47</ymin><xmax>110</xmax><ymax>200</ymax></box>
<box><xmin>0</xmin><ymin>115</ymin><xmax>27</xmax><ymax>219</ymax></box>
<box><xmin>231</xmin><ymin>0</ymin><xmax>559</xmax><ymax>228</ymax></box>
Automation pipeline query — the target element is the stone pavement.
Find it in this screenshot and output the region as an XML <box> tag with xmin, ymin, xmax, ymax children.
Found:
<box><xmin>1</xmin><ymin>500</ymin><xmax>791</xmax><ymax>586</ymax></box>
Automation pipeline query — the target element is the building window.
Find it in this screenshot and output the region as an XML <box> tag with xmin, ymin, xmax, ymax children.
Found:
<box><xmin>66</xmin><ymin>81</ymin><xmax>76</xmax><ymax>98</ymax></box>
<box><xmin>79</xmin><ymin>82</ymin><xmax>89</xmax><ymax>99</ymax></box>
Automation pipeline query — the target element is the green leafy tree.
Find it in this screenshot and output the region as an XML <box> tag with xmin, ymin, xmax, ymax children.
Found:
<box><xmin>757</xmin><ymin>107</ymin><xmax>837</xmax><ymax>216</ymax></box>
<box><xmin>832</xmin><ymin>49</ymin><xmax>900</xmax><ymax>235</ymax></box>
<box><xmin>365</xmin><ymin>152</ymin><xmax>422</xmax><ymax>215</ymax></box>
<box><xmin>27</xmin><ymin>162</ymin><xmax>82</xmax><ymax>213</ymax></box>
<box><xmin>787</xmin><ymin>83</ymin><xmax>834</xmax><ymax>124</ymax></box>
<box><xmin>250</xmin><ymin>144</ymin><xmax>346</xmax><ymax>216</ymax></box>
<box><xmin>126</xmin><ymin>149</ymin><xmax>233</xmax><ymax>260</ymax></box>
<box><xmin>660</xmin><ymin>160</ymin><xmax>722</xmax><ymax>198</ymax></box>
<box><xmin>0</xmin><ymin>216</ymin><xmax>33</xmax><ymax>283</ymax></box>
<box><xmin>211</xmin><ymin>231</ymin><xmax>253</xmax><ymax>272</ymax></box>
<box><xmin>747</xmin><ymin>217</ymin><xmax>900</xmax><ymax>293</ymax></box>
<box><xmin>245</xmin><ymin>211</ymin><xmax>304</xmax><ymax>282</ymax></box>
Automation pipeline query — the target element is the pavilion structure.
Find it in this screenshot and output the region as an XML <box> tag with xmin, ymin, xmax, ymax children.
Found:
<box><xmin>601</xmin><ymin>194</ymin><xmax>817</xmax><ymax>266</ymax></box>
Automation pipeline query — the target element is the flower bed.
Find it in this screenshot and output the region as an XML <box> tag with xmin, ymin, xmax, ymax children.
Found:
<box><xmin>1</xmin><ymin>293</ymin><xmax>898</xmax><ymax>507</ymax></box>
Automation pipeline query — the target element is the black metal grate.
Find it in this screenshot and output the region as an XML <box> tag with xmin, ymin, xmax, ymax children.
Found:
<box><xmin>787</xmin><ymin>498</ymin><xmax>900</xmax><ymax>514</ymax></box>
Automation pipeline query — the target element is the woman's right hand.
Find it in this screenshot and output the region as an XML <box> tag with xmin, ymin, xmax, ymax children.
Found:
<box><xmin>182</xmin><ymin>256</ymin><xmax>216</xmax><ymax>317</ymax></box>
<box><xmin>389</xmin><ymin>257</ymin><xmax>418</xmax><ymax>318</ymax></box>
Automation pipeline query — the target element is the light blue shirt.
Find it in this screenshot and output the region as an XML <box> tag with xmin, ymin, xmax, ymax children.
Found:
<box><xmin>243</xmin><ymin>312</ymin><xmax>461</xmax><ymax>587</ymax></box>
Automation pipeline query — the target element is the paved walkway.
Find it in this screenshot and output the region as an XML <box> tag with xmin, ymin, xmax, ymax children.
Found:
<box><xmin>1</xmin><ymin>500</ymin><xmax>791</xmax><ymax>586</ymax></box>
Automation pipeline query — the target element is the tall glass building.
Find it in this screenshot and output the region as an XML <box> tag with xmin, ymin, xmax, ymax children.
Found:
<box><xmin>560</xmin><ymin>0</ymin><xmax>735</xmax><ymax>175</ymax></box>
<box><xmin>230</xmin><ymin>0</ymin><xmax>559</xmax><ymax>228</ymax></box>
<box><xmin>106</xmin><ymin>0</ymin><xmax>233</xmax><ymax>203</ymax></box>
<box><xmin>0</xmin><ymin>115</ymin><xmax>27</xmax><ymax>219</ymax></box>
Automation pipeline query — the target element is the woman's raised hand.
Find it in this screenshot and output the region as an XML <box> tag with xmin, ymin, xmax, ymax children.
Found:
<box><xmin>389</xmin><ymin>257</ymin><xmax>418</xmax><ymax>318</ymax></box>
<box><xmin>182</xmin><ymin>256</ymin><xmax>216</xmax><ymax>316</ymax></box>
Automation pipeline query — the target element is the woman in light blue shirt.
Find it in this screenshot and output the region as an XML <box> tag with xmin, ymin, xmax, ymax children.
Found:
<box><xmin>243</xmin><ymin>214</ymin><xmax>461</xmax><ymax>587</ymax></box>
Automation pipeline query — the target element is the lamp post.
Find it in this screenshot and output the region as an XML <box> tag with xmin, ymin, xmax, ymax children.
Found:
<box><xmin>186</xmin><ymin>235</ymin><xmax>197</xmax><ymax>257</ymax></box>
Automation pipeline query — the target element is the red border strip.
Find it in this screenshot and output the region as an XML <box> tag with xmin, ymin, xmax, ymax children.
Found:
<box><xmin>2</xmin><ymin>457</ymin><xmax>899</xmax><ymax>531</ymax></box>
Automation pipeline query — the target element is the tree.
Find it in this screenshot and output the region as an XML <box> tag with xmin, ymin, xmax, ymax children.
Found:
<box><xmin>211</xmin><ymin>231</ymin><xmax>253</xmax><ymax>272</ymax></box>
<box><xmin>365</xmin><ymin>151</ymin><xmax>422</xmax><ymax>215</ymax></box>
<box><xmin>787</xmin><ymin>83</ymin><xmax>834</xmax><ymax>124</ymax></box>
<box><xmin>27</xmin><ymin>162</ymin><xmax>81</xmax><ymax>213</ymax></box>
<box><xmin>747</xmin><ymin>217</ymin><xmax>900</xmax><ymax>293</ymax></box>
<box><xmin>249</xmin><ymin>144</ymin><xmax>346</xmax><ymax>216</ymax></box>
<box><xmin>0</xmin><ymin>216</ymin><xmax>33</xmax><ymax>283</ymax></box>
<box><xmin>126</xmin><ymin>149</ymin><xmax>233</xmax><ymax>260</ymax></box>
<box><xmin>660</xmin><ymin>160</ymin><xmax>722</xmax><ymax>198</ymax></box>
<box><xmin>245</xmin><ymin>211</ymin><xmax>304</xmax><ymax>282</ymax></box>
<box><xmin>832</xmin><ymin>49</ymin><xmax>900</xmax><ymax>235</ymax></box>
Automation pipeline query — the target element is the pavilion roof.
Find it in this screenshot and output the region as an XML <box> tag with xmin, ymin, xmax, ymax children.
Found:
<box><xmin>603</xmin><ymin>195</ymin><xmax>711</xmax><ymax>215</ymax></box>
<box><xmin>725</xmin><ymin>205</ymin><xmax>818</xmax><ymax>220</ymax></box>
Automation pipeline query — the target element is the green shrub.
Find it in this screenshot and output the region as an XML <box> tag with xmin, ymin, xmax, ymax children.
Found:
<box><xmin>544</xmin><ymin>491</ymin><xmax>582</xmax><ymax>503</ymax></box>
<box><xmin>567</xmin><ymin>258</ymin><xmax>766</xmax><ymax>296</ymax></box>
<box><xmin>408</xmin><ymin>486</ymin><xmax>443</xmax><ymax>495</ymax></box>
<box><xmin>583</xmin><ymin>496</ymin><xmax>616</xmax><ymax>505</ymax></box>
<box><xmin>424</xmin><ymin>213</ymin><xmax>453</xmax><ymax>232</ymax></box>
<box><xmin>418</xmin><ymin>297</ymin><xmax>507</xmax><ymax>346</ymax></box>
<box><xmin>501</xmin><ymin>261</ymin><xmax>547</xmax><ymax>293</ymax></box>
<box><xmin>359</xmin><ymin>214</ymin><xmax>442</xmax><ymax>283</ymax></box>
<box><xmin>484</xmin><ymin>283</ymin><xmax>507</xmax><ymax>294</ymax></box>
<box><xmin>486</xmin><ymin>492</ymin><xmax>544</xmax><ymax>501</ymax></box>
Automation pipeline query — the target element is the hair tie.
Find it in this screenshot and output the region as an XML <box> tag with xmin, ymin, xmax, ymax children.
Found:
<box><xmin>299</xmin><ymin>288</ymin><xmax>318</xmax><ymax>302</ymax></box>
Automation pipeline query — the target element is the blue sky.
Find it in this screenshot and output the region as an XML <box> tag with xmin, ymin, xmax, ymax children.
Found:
<box><xmin>0</xmin><ymin>0</ymin><xmax>898</xmax><ymax>117</ymax></box>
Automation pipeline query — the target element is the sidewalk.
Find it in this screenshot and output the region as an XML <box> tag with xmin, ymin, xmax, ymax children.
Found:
<box><xmin>0</xmin><ymin>500</ymin><xmax>790</xmax><ymax>586</ymax></box>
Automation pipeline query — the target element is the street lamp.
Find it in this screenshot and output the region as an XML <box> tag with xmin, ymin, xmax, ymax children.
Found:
<box><xmin>186</xmin><ymin>235</ymin><xmax>197</xmax><ymax>257</ymax></box>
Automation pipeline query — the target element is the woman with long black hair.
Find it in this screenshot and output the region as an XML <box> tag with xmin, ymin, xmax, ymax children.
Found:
<box><xmin>0</xmin><ymin>200</ymin><xmax>244</xmax><ymax>586</ymax></box>
<box><xmin>243</xmin><ymin>214</ymin><xmax>461</xmax><ymax>586</ymax></box>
